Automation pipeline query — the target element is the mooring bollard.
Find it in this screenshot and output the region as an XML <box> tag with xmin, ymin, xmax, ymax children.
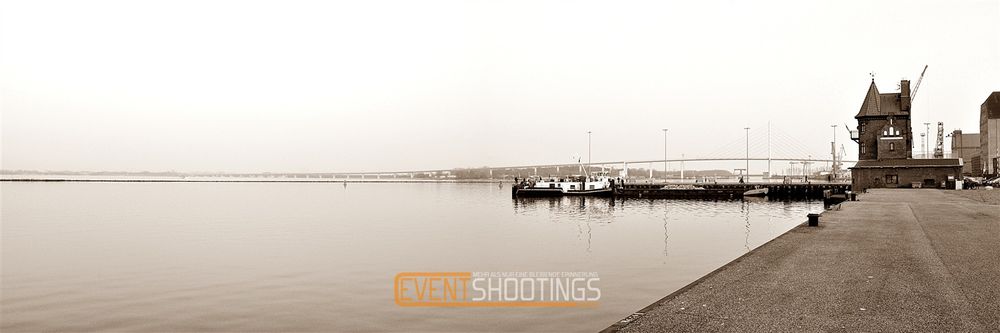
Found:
<box><xmin>807</xmin><ymin>213</ymin><xmax>820</xmax><ymax>227</ymax></box>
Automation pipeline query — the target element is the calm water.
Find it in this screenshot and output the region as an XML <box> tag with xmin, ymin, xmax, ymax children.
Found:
<box><xmin>1</xmin><ymin>182</ymin><xmax>820</xmax><ymax>332</ymax></box>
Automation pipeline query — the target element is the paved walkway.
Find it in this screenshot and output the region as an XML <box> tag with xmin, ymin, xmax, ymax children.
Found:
<box><xmin>608</xmin><ymin>189</ymin><xmax>1000</xmax><ymax>332</ymax></box>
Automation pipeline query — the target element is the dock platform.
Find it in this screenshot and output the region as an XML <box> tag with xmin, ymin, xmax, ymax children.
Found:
<box><xmin>618</xmin><ymin>182</ymin><xmax>851</xmax><ymax>199</ymax></box>
<box><xmin>604</xmin><ymin>189</ymin><xmax>1000</xmax><ymax>332</ymax></box>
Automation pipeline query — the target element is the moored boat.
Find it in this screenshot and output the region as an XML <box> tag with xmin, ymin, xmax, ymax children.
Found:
<box><xmin>743</xmin><ymin>186</ymin><xmax>769</xmax><ymax>197</ymax></box>
<box><xmin>512</xmin><ymin>172</ymin><xmax>616</xmax><ymax>197</ymax></box>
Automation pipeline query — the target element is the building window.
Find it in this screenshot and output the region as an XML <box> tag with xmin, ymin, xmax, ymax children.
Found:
<box><xmin>885</xmin><ymin>175</ymin><xmax>898</xmax><ymax>184</ymax></box>
<box><xmin>860</xmin><ymin>144</ymin><xmax>866</xmax><ymax>154</ymax></box>
<box><xmin>860</xmin><ymin>123</ymin><xmax>865</xmax><ymax>134</ymax></box>
<box><xmin>890</xmin><ymin>142</ymin><xmax>895</xmax><ymax>151</ymax></box>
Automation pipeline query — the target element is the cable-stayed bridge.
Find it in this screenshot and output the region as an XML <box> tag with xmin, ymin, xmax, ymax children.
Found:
<box><xmin>249</xmin><ymin>125</ymin><xmax>856</xmax><ymax>180</ymax></box>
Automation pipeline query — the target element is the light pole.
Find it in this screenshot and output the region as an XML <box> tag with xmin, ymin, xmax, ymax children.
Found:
<box><xmin>662</xmin><ymin>129</ymin><xmax>668</xmax><ymax>180</ymax></box>
<box><xmin>923</xmin><ymin>122</ymin><xmax>930</xmax><ymax>158</ymax></box>
<box><xmin>831</xmin><ymin>124</ymin><xmax>838</xmax><ymax>178</ymax></box>
<box><xmin>744</xmin><ymin>127</ymin><xmax>750</xmax><ymax>181</ymax></box>
<box><xmin>587</xmin><ymin>131</ymin><xmax>592</xmax><ymax>171</ymax></box>
<box><xmin>806</xmin><ymin>155</ymin><xmax>812</xmax><ymax>175</ymax></box>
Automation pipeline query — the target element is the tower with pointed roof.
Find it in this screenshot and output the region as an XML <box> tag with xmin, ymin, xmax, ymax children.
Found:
<box><xmin>848</xmin><ymin>78</ymin><xmax>962</xmax><ymax>191</ymax></box>
<box><xmin>853</xmin><ymin>79</ymin><xmax>913</xmax><ymax>160</ymax></box>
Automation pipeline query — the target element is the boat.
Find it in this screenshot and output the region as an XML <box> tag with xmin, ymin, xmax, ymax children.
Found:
<box><xmin>743</xmin><ymin>186</ymin><xmax>768</xmax><ymax>197</ymax></box>
<box><xmin>512</xmin><ymin>172</ymin><xmax>616</xmax><ymax>197</ymax></box>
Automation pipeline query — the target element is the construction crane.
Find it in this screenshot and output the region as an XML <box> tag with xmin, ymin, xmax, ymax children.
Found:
<box><xmin>911</xmin><ymin>65</ymin><xmax>929</xmax><ymax>101</ymax></box>
<box><xmin>934</xmin><ymin>122</ymin><xmax>945</xmax><ymax>158</ymax></box>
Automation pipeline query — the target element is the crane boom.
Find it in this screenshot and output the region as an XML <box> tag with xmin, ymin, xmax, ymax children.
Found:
<box><xmin>911</xmin><ymin>65</ymin><xmax>928</xmax><ymax>101</ymax></box>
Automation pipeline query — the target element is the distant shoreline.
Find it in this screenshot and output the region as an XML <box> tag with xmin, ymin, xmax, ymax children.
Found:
<box><xmin>0</xmin><ymin>178</ymin><xmax>501</xmax><ymax>184</ymax></box>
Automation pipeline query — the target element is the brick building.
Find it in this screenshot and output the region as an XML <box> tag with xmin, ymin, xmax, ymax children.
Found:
<box><xmin>950</xmin><ymin>130</ymin><xmax>980</xmax><ymax>176</ymax></box>
<box><xmin>981</xmin><ymin>91</ymin><xmax>1000</xmax><ymax>176</ymax></box>
<box><xmin>849</xmin><ymin>79</ymin><xmax>962</xmax><ymax>191</ymax></box>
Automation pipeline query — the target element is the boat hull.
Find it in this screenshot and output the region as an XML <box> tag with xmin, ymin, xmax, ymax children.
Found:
<box><xmin>743</xmin><ymin>188</ymin><xmax>769</xmax><ymax>197</ymax></box>
<box><xmin>513</xmin><ymin>187</ymin><xmax>614</xmax><ymax>197</ymax></box>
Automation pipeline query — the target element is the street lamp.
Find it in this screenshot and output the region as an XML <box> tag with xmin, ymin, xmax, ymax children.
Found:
<box><xmin>744</xmin><ymin>127</ymin><xmax>750</xmax><ymax>181</ymax></box>
<box><xmin>587</xmin><ymin>131</ymin><xmax>592</xmax><ymax>170</ymax></box>
<box><xmin>662</xmin><ymin>129</ymin><xmax>668</xmax><ymax>180</ymax></box>
<box><xmin>831</xmin><ymin>124</ymin><xmax>838</xmax><ymax>178</ymax></box>
<box><xmin>924</xmin><ymin>122</ymin><xmax>930</xmax><ymax>158</ymax></box>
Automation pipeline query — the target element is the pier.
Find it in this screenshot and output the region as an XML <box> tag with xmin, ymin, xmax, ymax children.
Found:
<box><xmin>618</xmin><ymin>182</ymin><xmax>850</xmax><ymax>199</ymax></box>
<box><xmin>605</xmin><ymin>189</ymin><xmax>1000</xmax><ymax>332</ymax></box>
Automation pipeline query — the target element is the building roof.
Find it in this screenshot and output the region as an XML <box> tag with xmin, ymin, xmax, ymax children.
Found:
<box><xmin>984</xmin><ymin>91</ymin><xmax>1000</xmax><ymax>119</ymax></box>
<box><xmin>855</xmin><ymin>81</ymin><xmax>907</xmax><ymax>118</ymax></box>
<box><xmin>851</xmin><ymin>158</ymin><xmax>962</xmax><ymax>169</ymax></box>
<box><xmin>855</xmin><ymin>81</ymin><xmax>881</xmax><ymax>118</ymax></box>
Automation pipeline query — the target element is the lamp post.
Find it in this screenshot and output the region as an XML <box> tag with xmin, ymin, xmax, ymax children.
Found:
<box><xmin>744</xmin><ymin>127</ymin><xmax>750</xmax><ymax>181</ymax></box>
<box><xmin>662</xmin><ymin>128</ymin><xmax>668</xmax><ymax>180</ymax></box>
<box><xmin>587</xmin><ymin>131</ymin><xmax>592</xmax><ymax>172</ymax></box>
<box><xmin>924</xmin><ymin>122</ymin><xmax>930</xmax><ymax>158</ymax></box>
<box><xmin>831</xmin><ymin>124</ymin><xmax>838</xmax><ymax>178</ymax></box>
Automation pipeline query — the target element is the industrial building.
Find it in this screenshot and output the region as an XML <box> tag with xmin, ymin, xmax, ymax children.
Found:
<box><xmin>949</xmin><ymin>130</ymin><xmax>981</xmax><ymax>176</ymax></box>
<box><xmin>981</xmin><ymin>91</ymin><xmax>1000</xmax><ymax>176</ymax></box>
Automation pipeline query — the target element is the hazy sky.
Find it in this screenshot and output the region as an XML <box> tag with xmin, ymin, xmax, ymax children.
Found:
<box><xmin>2</xmin><ymin>0</ymin><xmax>998</xmax><ymax>173</ymax></box>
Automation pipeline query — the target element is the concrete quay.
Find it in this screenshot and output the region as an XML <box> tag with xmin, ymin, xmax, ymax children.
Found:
<box><xmin>606</xmin><ymin>189</ymin><xmax>1000</xmax><ymax>332</ymax></box>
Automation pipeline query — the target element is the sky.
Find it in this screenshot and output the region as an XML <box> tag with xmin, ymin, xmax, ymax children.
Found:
<box><xmin>2</xmin><ymin>0</ymin><xmax>998</xmax><ymax>173</ymax></box>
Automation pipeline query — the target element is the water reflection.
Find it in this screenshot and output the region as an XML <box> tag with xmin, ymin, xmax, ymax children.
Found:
<box><xmin>512</xmin><ymin>196</ymin><xmax>617</xmax><ymax>223</ymax></box>
<box><xmin>512</xmin><ymin>195</ymin><xmax>824</xmax><ymax>259</ymax></box>
<box><xmin>741</xmin><ymin>198</ymin><xmax>755</xmax><ymax>252</ymax></box>
<box><xmin>663</xmin><ymin>205</ymin><xmax>670</xmax><ymax>260</ymax></box>
<box><xmin>513</xmin><ymin>197</ymin><xmax>620</xmax><ymax>252</ymax></box>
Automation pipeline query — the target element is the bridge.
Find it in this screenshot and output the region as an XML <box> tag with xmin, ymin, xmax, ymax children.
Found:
<box><xmin>169</xmin><ymin>124</ymin><xmax>858</xmax><ymax>181</ymax></box>
<box><xmin>283</xmin><ymin>124</ymin><xmax>856</xmax><ymax>180</ymax></box>
<box><xmin>281</xmin><ymin>156</ymin><xmax>854</xmax><ymax>179</ymax></box>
